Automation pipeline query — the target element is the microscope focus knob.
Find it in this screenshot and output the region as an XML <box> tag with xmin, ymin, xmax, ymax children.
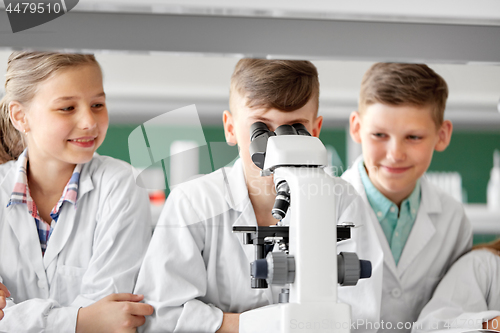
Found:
<box><xmin>337</xmin><ymin>252</ymin><xmax>372</xmax><ymax>286</ymax></box>
<box><xmin>251</xmin><ymin>259</ymin><xmax>268</xmax><ymax>279</ymax></box>
<box><xmin>251</xmin><ymin>252</ymin><xmax>296</xmax><ymax>285</ymax></box>
<box><xmin>360</xmin><ymin>259</ymin><xmax>372</xmax><ymax>279</ymax></box>
<box><xmin>267</xmin><ymin>252</ymin><xmax>296</xmax><ymax>285</ymax></box>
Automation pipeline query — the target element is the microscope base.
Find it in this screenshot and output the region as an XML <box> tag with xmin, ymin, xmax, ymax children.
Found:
<box><xmin>240</xmin><ymin>302</ymin><xmax>351</xmax><ymax>333</ymax></box>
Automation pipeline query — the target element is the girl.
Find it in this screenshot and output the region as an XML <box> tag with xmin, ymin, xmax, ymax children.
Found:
<box><xmin>415</xmin><ymin>239</ymin><xmax>500</xmax><ymax>332</ymax></box>
<box><xmin>0</xmin><ymin>51</ymin><xmax>153</xmax><ymax>332</ymax></box>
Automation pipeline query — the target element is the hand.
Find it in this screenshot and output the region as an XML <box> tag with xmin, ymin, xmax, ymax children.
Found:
<box><xmin>76</xmin><ymin>293</ymin><xmax>154</xmax><ymax>333</ymax></box>
<box><xmin>216</xmin><ymin>313</ymin><xmax>240</xmax><ymax>333</ymax></box>
<box><xmin>0</xmin><ymin>283</ymin><xmax>11</xmax><ymax>321</ymax></box>
<box><xmin>483</xmin><ymin>316</ymin><xmax>500</xmax><ymax>331</ymax></box>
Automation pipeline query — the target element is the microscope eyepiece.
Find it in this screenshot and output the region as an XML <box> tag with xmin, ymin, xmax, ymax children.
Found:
<box><xmin>274</xmin><ymin>124</ymin><xmax>297</xmax><ymax>136</ymax></box>
<box><xmin>292</xmin><ymin>123</ymin><xmax>311</xmax><ymax>136</ymax></box>
<box><xmin>250</xmin><ymin>122</ymin><xmax>272</xmax><ymax>141</ymax></box>
<box><xmin>249</xmin><ymin>122</ymin><xmax>275</xmax><ymax>169</ymax></box>
<box><xmin>249</xmin><ymin>122</ymin><xmax>312</xmax><ymax>170</ymax></box>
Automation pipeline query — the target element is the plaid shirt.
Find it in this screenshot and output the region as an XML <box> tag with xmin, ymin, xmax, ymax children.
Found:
<box><xmin>7</xmin><ymin>149</ymin><xmax>82</xmax><ymax>255</ymax></box>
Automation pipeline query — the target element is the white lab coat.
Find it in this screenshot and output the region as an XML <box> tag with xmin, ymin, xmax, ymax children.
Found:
<box><xmin>0</xmin><ymin>154</ymin><xmax>152</xmax><ymax>333</ymax></box>
<box><xmin>135</xmin><ymin>158</ymin><xmax>370</xmax><ymax>333</ymax></box>
<box><xmin>414</xmin><ymin>249</ymin><xmax>500</xmax><ymax>333</ymax></box>
<box><xmin>340</xmin><ymin>156</ymin><xmax>473</xmax><ymax>333</ymax></box>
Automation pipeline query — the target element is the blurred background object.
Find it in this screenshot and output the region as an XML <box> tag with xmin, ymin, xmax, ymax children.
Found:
<box><xmin>425</xmin><ymin>171</ymin><xmax>464</xmax><ymax>203</ymax></box>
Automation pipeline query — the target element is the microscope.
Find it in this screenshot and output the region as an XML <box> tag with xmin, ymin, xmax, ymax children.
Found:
<box><xmin>233</xmin><ymin>122</ymin><xmax>371</xmax><ymax>333</ymax></box>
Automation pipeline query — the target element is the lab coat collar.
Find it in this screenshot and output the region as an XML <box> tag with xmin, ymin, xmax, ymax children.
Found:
<box><xmin>0</xmin><ymin>159</ymin><xmax>19</xmax><ymax>197</ymax></box>
<box><xmin>344</xmin><ymin>156</ymin><xmax>400</xmax><ymax>278</ymax></box>
<box><xmin>76</xmin><ymin>157</ymin><xmax>95</xmax><ymax>199</ymax></box>
<box><xmin>396</xmin><ymin>177</ymin><xmax>439</xmax><ymax>276</ymax></box>
<box><xmin>43</xmin><ymin>160</ymin><xmax>94</xmax><ymax>268</ymax></box>
<box><xmin>2</xmin><ymin>156</ymin><xmax>95</xmax><ymax>273</ymax></box>
<box><xmin>224</xmin><ymin>159</ymin><xmax>252</xmax><ymax>214</ymax></box>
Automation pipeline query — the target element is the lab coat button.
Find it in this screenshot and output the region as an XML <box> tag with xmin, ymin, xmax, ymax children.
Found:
<box><xmin>391</xmin><ymin>288</ymin><xmax>401</xmax><ymax>298</ymax></box>
<box><xmin>390</xmin><ymin>207</ymin><xmax>396</xmax><ymax>213</ymax></box>
<box><xmin>37</xmin><ymin>280</ymin><xmax>45</xmax><ymax>289</ymax></box>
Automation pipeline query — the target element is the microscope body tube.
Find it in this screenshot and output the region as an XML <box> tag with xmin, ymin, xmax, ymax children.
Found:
<box><xmin>273</xmin><ymin>167</ymin><xmax>338</xmax><ymax>304</ymax></box>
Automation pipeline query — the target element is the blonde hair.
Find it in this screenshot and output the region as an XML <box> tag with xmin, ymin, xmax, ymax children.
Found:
<box><xmin>0</xmin><ymin>51</ymin><xmax>99</xmax><ymax>163</ymax></box>
<box><xmin>359</xmin><ymin>63</ymin><xmax>448</xmax><ymax>127</ymax></box>
<box><xmin>230</xmin><ymin>59</ymin><xmax>319</xmax><ymax>113</ymax></box>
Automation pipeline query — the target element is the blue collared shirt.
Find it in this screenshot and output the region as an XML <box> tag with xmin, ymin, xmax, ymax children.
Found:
<box><xmin>358</xmin><ymin>161</ymin><xmax>420</xmax><ymax>265</ymax></box>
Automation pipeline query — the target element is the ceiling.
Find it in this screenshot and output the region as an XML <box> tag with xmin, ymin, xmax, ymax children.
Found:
<box><xmin>32</xmin><ymin>1</ymin><xmax>500</xmax><ymax>26</ymax></box>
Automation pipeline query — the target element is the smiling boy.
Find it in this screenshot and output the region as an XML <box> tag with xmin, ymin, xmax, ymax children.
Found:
<box><xmin>135</xmin><ymin>59</ymin><xmax>368</xmax><ymax>333</ymax></box>
<box><xmin>339</xmin><ymin>63</ymin><xmax>473</xmax><ymax>332</ymax></box>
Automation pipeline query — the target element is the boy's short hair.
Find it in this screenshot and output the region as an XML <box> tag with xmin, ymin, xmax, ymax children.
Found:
<box><xmin>359</xmin><ymin>63</ymin><xmax>448</xmax><ymax>127</ymax></box>
<box><xmin>230</xmin><ymin>59</ymin><xmax>319</xmax><ymax>113</ymax></box>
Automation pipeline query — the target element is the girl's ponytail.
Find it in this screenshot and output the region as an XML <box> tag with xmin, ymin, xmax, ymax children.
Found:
<box><xmin>0</xmin><ymin>94</ymin><xmax>25</xmax><ymax>163</ymax></box>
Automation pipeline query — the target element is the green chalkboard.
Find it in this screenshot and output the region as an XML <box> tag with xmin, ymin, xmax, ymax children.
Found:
<box><xmin>97</xmin><ymin>125</ymin><xmax>500</xmax><ymax>204</ymax></box>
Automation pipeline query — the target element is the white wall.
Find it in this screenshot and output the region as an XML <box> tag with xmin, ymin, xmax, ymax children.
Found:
<box><xmin>1</xmin><ymin>51</ymin><xmax>498</xmax><ymax>127</ymax></box>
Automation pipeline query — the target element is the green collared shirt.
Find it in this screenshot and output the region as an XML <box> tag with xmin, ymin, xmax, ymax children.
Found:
<box><xmin>358</xmin><ymin>162</ymin><xmax>421</xmax><ymax>265</ymax></box>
